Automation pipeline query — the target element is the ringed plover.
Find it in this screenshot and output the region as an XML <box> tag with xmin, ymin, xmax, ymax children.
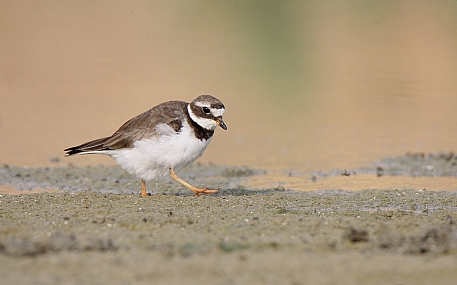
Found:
<box><xmin>64</xmin><ymin>95</ymin><xmax>227</xmax><ymax>197</ymax></box>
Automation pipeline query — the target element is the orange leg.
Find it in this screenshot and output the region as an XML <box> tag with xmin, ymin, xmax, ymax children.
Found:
<box><xmin>169</xmin><ymin>168</ymin><xmax>218</xmax><ymax>197</ymax></box>
<box><xmin>141</xmin><ymin>179</ymin><xmax>147</xmax><ymax>197</ymax></box>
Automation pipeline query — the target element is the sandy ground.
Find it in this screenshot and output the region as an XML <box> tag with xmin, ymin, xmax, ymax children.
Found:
<box><xmin>1</xmin><ymin>154</ymin><xmax>457</xmax><ymax>285</ymax></box>
<box><xmin>2</xmin><ymin>3</ymin><xmax>457</xmax><ymax>284</ymax></box>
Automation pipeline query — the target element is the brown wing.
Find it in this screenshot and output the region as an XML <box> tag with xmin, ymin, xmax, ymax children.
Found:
<box><xmin>64</xmin><ymin>101</ymin><xmax>188</xmax><ymax>155</ymax></box>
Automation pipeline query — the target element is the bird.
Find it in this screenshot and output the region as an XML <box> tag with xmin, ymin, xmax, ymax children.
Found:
<box><xmin>64</xmin><ymin>95</ymin><xmax>227</xmax><ymax>197</ymax></box>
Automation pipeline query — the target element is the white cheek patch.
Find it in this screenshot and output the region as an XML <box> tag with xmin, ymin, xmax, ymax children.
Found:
<box><xmin>188</xmin><ymin>105</ymin><xmax>218</xmax><ymax>130</ymax></box>
<box><xmin>211</xmin><ymin>108</ymin><xmax>225</xmax><ymax>117</ymax></box>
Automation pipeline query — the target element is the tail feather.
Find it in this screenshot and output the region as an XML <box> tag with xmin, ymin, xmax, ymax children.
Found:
<box><xmin>64</xmin><ymin>137</ymin><xmax>112</xmax><ymax>156</ymax></box>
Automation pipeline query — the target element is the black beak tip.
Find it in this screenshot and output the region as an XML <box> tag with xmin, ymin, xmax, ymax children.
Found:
<box><xmin>217</xmin><ymin>119</ymin><xmax>227</xmax><ymax>130</ymax></box>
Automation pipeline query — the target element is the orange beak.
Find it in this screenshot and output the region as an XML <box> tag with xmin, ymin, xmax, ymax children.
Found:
<box><xmin>216</xmin><ymin>118</ymin><xmax>227</xmax><ymax>130</ymax></box>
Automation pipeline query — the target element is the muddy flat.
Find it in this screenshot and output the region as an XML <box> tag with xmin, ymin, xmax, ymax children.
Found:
<box><xmin>3</xmin><ymin>3</ymin><xmax>457</xmax><ymax>284</ymax></box>
<box><xmin>1</xmin><ymin>156</ymin><xmax>457</xmax><ymax>285</ymax></box>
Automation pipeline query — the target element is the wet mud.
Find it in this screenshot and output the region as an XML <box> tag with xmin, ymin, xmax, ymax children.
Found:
<box><xmin>1</xmin><ymin>154</ymin><xmax>457</xmax><ymax>284</ymax></box>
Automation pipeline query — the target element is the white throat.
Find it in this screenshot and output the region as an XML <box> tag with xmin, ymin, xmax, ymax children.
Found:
<box><xmin>187</xmin><ymin>104</ymin><xmax>218</xmax><ymax>130</ymax></box>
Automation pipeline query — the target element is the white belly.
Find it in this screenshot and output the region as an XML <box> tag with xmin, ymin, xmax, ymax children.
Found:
<box><xmin>107</xmin><ymin>122</ymin><xmax>212</xmax><ymax>181</ymax></box>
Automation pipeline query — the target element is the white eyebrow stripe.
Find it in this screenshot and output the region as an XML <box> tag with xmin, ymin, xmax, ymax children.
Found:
<box><xmin>195</xmin><ymin>102</ymin><xmax>207</xmax><ymax>107</ymax></box>
<box><xmin>187</xmin><ymin>104</ymin><xmax>218</xmax><ymax>130</ymax></box>
<box><xmin>211</xmin><ymin>108</ymin><xmax>225</xmax><ymax>117</ymax></box>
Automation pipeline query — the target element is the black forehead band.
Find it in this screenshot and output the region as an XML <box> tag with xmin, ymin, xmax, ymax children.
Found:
<box><xmin>210</xmin><ymin>102</ymin><xmax>225</xmax><ymax>109</ymax></box>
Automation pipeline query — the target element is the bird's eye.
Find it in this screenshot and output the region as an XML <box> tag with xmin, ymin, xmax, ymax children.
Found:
<box><xmin>202</xmin><ymin>107</ymin><xmax>210</xmax><ymax>114</ymax></box>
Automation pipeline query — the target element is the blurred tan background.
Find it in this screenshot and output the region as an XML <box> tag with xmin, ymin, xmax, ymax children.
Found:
<box><xmin>1</xmin><ymin>1</ymin><xmax>457</xmax><ymax>171</ymax></box>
